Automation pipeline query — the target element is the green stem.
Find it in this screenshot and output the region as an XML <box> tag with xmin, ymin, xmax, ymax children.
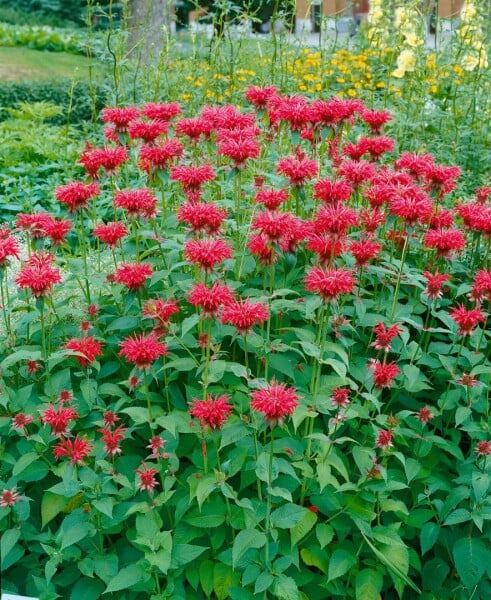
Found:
<box><xmin>78</xmin><ymin>211</ymin><xmax>92</xmax><ymax>303</ymax></box>
<box><xmin>389</xmin><ymin>231</ymin><xmax>410</xmax><ymax>321</ymax></box>
<box><xmin>264</xmin><ymin>426</ymin><xmax>275</xmax><ymax>568</ymax></box>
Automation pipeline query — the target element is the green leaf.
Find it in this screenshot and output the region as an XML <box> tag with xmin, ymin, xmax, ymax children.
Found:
<box><xmin>12</xmin><ymin>452</ymin><xmax>38</xmax><ymax>477</ymax></box>
<box><xmin>403</xmin><ymin>365</ymin><xmax>432</xmax><ymax>392</ymax></box>
<box><xmin>256</xmin><ymin>452</ymin><xmax>279</xmax><ymax>483</ymax></box>
<box><xmin>1</xmin><ymin>528</ymin><xmax>20</xmax><ymax>570</ymax></box>
<box><xmin>106</xmin><ymin>316</ymin><xmax>140</xmax><ymax>332</ymax></box>
<box><xmin>59</xmin><ymin>513</ymin><xmax>91</xmax><ymax>550</ymax></box>
<box><xmin>92</xmin><ymin>497</ymin><xmax>113</xmax><ymax>519</ymax></box>
<box><xmin>355</xmin><ymin>568</ymin><xmax>383</xmax><ymax>600</ymax></box>
<box><xmin>146</xmin><ymin>542</ymin><xmax>172</xmax><ymax>575</ymax></box>
<box><xmin>163</xmin><ymin>357</ymin><xmax>197</xmax><ymax>372</ymax></box>
<box><xmin>316</xmin><ymin>523</ymin><xmax>334</xmax><ymax>549</ymax></box>
<box><xmin>300</xmin><ymin>547</ymin><xmax>328</xmax><ymax>574</ymax></box>
<box><xmin>453</xmin><ymin>537</ymin><xmax>487</xmax><ymax>588</ymax></box>
<box><xmin>70</xmin><ymin>577</ymin><xmax>105</xmax><ymax>600</ymax></box>
<box><xmin>171</xmin><ymin>544</ymin><xmax>208</xmax><ymax>568</ymax></box>
<box><xmin>273</xmin><ymin>574</ymin><xmax>300</xmax><ymax>600</ymax></box>
<box><xmin>444</xmin><ymin>508</ymin><xmax>471</xmax><ymax>526</ymax></box>
<box><xmin>104</xmin><ymin>563</ymin><xmax>145</xmax><ymax>594</ymax></box>
<box><xmin>232</xmin><ymin>529</ymin><xmax>267</xmax><ymax>568</ymax></box>
<box><xmin>255</xmin><ymin>572</ymin><xmax>274</xmax><ymax>594</ymax></box>
<box><xmin>271</xmin><ymin>504</ymin><xmax>308</xmax><ymax>529</ymax></box>
<box><xmin>41</xmin><ymin>492</ymin><xmax>67</xmax><ymax>528</ymax></box>
<box><xmin>214</xmin><ymin>563</ymin><xmax>239</xmax><ymax>600</ymax></box>
<box><xmin>199</xmin><ymin>559</ymin><xmax>214</xmax><ymax>597</ymax></box>
<box><xmin>268</xmin><ymin>486</ymin><xmax>292</xmax><ymax>502</ymax></box>
<box><xmin>94</xmin><ymin>554</ymin><xmax>118</xmax><ymax>584</ymax></box>
<box><xmin>219</xmin><ymin>422</ymin><xmax>249</xmax><ymax>450</ymax></box>
<box><xmin>121</xmin><ymin>406</ymin><xmax>150</xmax><ymax>425</ymax></box>
<box><xmin>290</xmin><ymin>509</ymin><xmax>317</xmax><ymax>546</ymax></box>
<box><xmin>186</xmin><ymin>513</ymin><xmax>225</xmax><ymax>528</ymax></box>
<box><xmin>472</xmin><ymin>472</ymin><xmax>490</xmax><ymax>502</ymax></box>
<box><xmin>1</xmin><ymin>349</ymin><xmax>41</xmax><ymax>370</ymax></box>
<box><xmin>328</xmin><ymin>548</ymin><xmax>357</xmax><ymax>581</ymax></box>
<box><xmin>420</xmin><ymin>521</ymin><xmax>440</xmax><ymax>555</ymax></box>
<box><xmin>181</xmin><ymin>314</ymin><xmax>199</xmax><ymax>337</ymax></box>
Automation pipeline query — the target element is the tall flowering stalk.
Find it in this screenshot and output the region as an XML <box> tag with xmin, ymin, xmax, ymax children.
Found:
<box><xmin>365</xmin><ymin>0</ymin><xmax>392</xmax><ymax>49</ymax></box>
<box><xmin>392</xmin><ymin>2</ymin><xmax>425</xmax><ymax>79</ymax></box>
<box><xmin>458</xmin><ymin>0</ymin><xmax>489</xmax><ymax>72</ymax></box>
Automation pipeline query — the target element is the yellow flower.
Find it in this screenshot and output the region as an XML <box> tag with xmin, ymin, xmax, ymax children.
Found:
<box><xmin>392</xmin><ymin>68</ymin><xmax>406</xmax><ymax>78</ymax></box>
<box><xmin>461</xmin><ymin>53</ymin><xmax>479</xmax><ymax>71</ymax></box>
<box><xmin>397</xmin><ymin>49</ymin><xmax>417</xmax><ymax>72</ymax></box>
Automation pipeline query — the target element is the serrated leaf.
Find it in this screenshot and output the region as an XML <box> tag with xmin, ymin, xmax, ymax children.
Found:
<box><xmin>70</xmin><ymin>577</ymin><xmax>105</xmax><ymax>600</ymax></box>
<box><xmin>355</xmin><ymin>568</ymin><xmax>383</xmax><ymax>600</ymax></box>
<box><xmin>453</xmin><ymin>537</ymin><xmax>487</xmax><ymax>588</ymax></box>
<box><xmin>232</xmin><ymin>529</ymin><xmax>267</xmax><ymax>568</ymax></box>
<box><xmin>271</xmin><ymin>504</ymin><xmax>308</xmax><ymax>529</ymax></box>
<box><xmin>104</xmin><ymin>564</ymin><xmax>145</xmax><ymax>594</ymax></box>
<box><xmin>93</xmin><ymin>497</ymin><xmax>113</xmax><ymax>519</ymax></box>
<box><xmin>273</xmin><ymin>574</ymin><xmax>300</xmax><ymax>600</ymax></box>
<box><xmin>444</xmin><ymin>508</ymin><xmax>471</xmax><ymax>526</ymax></box>
<box><xmin>41</xmin><ymin>492</ymin><xmax>67</xmax><ymax>528</ymax></box>
<box><xmin>300</xmin><ymin>547</ymin><xmax>328</xmax><ymax>574</ymax></box>
<box><xmin>219</xmin><ymin>422</ymin><xmax>249</xmax><ymax>450</ymax></box>
<box><xmin>256</xmin><ymin>452</ymin><xmax>279</xmax><ymax>483</ymax></box>
<box><xmin>316</xmin><ymin>523</ymin><xmax>334</xmax><ymax>549</ymax></box>
<box><xmin>290</xmin><ymin>510</ymin><xmax>317</xmax><ymax>546</ymax></box>
<box><xmin>328</xmin><ymin>548</ymin><xmax>356</xmax><ymax>581</ymax></box>
<box><xmin>420</xmin><ymin>521</ymin><xmax>440</xmax><ymax>555</ymax></box>
<box><xmin>254</xmin><ymin>572</ymin><xmax>274</xmax><ymax>594</ymax></box>
<box><xmin>199</xmin><ymin>559</ymin><xmax>214</xmax><ymax>597</ymax></box>
<box><xmin>171</xmin><ymin>544</ymin><xmax>208</xmax><ymax>568</ymax></box>
<box><xmin>1</xmin><ymin>529</ymin><xmax>20</xmax><ymax>570</ymax></box>
<box><xmin>12</xmin><ymin>452</ymin><xmax>38</xmax><ymax>477</ymax></box>
<box><xmin>214</xmin><ymin>563</ymin><xmax>239</xmax><ymax>600</ymax></box>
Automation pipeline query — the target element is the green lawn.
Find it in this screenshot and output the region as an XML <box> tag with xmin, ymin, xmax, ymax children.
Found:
<box><xmin>0</xmin><ymin>46</ymin><xmax>96</xmax><ymax>80</ymax></box>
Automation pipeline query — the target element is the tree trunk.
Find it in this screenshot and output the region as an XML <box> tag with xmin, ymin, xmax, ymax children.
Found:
<box><xmin>126</xmin><ymin>0</ymin><xmax>172</xmax><ymax>62</ymax></box>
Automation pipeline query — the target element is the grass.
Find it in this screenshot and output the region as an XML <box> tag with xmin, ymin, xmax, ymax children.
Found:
<box><xmin>0</xmin><ymin>46</ymin><xmax>95</xmax><ymax>81</ymax></box>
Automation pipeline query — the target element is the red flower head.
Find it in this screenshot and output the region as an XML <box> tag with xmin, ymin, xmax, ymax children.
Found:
<box><xmin>360</xmin><ymin>108</ymin><xmax>393</xmax><ymax>133</ymax></box>
<box><xmin>276</xmin><ymin>149</ymin><xmax>319</xmax><ymax>186</ymax></box>
<box><xmin>250</xmin><ymin>380</ymin><xmax>299</xmax><ymax>426</ymax></box>
<box><xmin>16</xmin><ymin>251</ymin><xmax>62</xmax><ymax>297</ymax></box>
<box><xmin>476</xmin><ymin>186</ymin><xmax>491</xmax><ymax>204</ymax></box>
<box><xmin>41</xmin><ymin>404</ymin><xmax>78</xmax><ymax>436</ymax></box>
<box><xmin>201</xmin><ymin>104</ymin><xmax>256</xmax><ymax>130</ymax></box>
<box><xmin>368</xmin><ymin>359</ymin><xmax>400</xmax><ymax>388</ymax></box>
<box><xmin>331</xmin><ymin>387</ymin><xmax>351</xmax><ymax>408</ymax></box>
<box><xmin>395</xmin><ymin>152</ymin><xmax>435</xmax><ymax>180</ymax></box>
<box><xmin>312</xmin><ymin>205</ymin><xmax>359</xmax><ymax>236</ymax></box>
<box><xmin>93</xmin><ymin>221</ymin><xmax>128</xmax><ymax>247</ymax></box>
<box><xmin>188</xmin><ymin>281</ymin><xmax>234</xmax><ymax>317</ymax></box>
<box><xmin>143</xmin><ymin>298</ymin><xmax>180</xmax><ymax>326</ymax></box>
<box><xmin>313</xmin><ymin>178</ymin><xmax>352</xmax><ymax>206</ymax></box>
<box><xmin>177</xmin><ymin>201</ymin><xmax>228</xmax><ymax>235</ymax></box>
<box><xmin>254</xmin><ymin>187</ymin><xmax>289</xmax><ymax>210</ymax></box>
<box><xmin>103</xmin><ymin>411</ymin><xmax>120</xmax><ymax>427</ymax></box>
<box><xmin>78</xmin><ymin>144</ymin><xmax>129</xmax><ymax>178</ymax></box>
<box><xmin>360</xmin><ymin>208</ymin><xmax>386</xmax><ymax>232</ymax></box>
<box><xmin>217</xmin><ymin>132</ymin><xmax>261</xmax><ymax>168</ymax></box>
<box><xmin>128</xmin><ymin>119</ymin><xmax>168</xmax><ymax>143</ymax></box>
<box><xmin>304</xmin><ymin>266</ymin><xmax>355</xmax><ymax>302</ymax></box>
<box><xmin>170</xmin><ymin>164</ymin><xmax>215</xmax><ymax>200</ymax></box>
<box><xmin>310</xmin><ymin>97</ymin><xmax>361</xmax><ymax>129</ymax></box>
<box><xmin>449</xmin><ymin>304</ymin><xmax>485</xmax><ymax>336</ymax></box>
<box><xmin>11</xmin><ymin>412</ymin><xmax>34</xmax><ymax>432</ymax></box>
<box><xmin>306</xmin><ymin>233</ymin><xmax>345</xmax><ymax>264</ymax></box>
<box><xmin>175</xmin><ymin>116</ymin><xmax>214</xmax><ymax>141</ymax></box>
<box><xmin>350</xmin><ymin>239</ymin><xmax>381</xmax><ymax>266</ymax></box>
<box><xmin>43</xmin><ymin>217</ymin><xmax>72</xmax><ymax>245</ymax></box>
<box><xmin>416</xmin><ymin>406</ymin><xmax>434</xmax><ymax>425</ymax></box>
<box><xmin>16</xmin><ymin>212</ymin><xmax>53</xmax><ymax>238</ymax></box>
<box><xmin>388</xmin><ymin>185</ymin><xmax>434</xmax><ymax>226</ymax></box>
<box><xmin>101</xmin><ymin>106</ymin><xmax>139</xmax><ymax>131</ymax></box>
<box><xmin>221</xmin><ymin>298</ymin><xmax>269</xmax><ymax>334</ymax></box>
<box><xmin>423</xmin><ymin>164</ymin><xmax>461</xmax><ymax>197</ymax></box>
<box><xmin>244</xmin><ymin>85</ymin><xmax>279</xmax><ymax>109</ymax></box>
<box><xmin>190</xmin><ymin>394</ymin><xmax>233</xmax><ymax>429</ymax></box>
<box><xmin>114</xmin><ymin>188</ymin><xmax>158</xmax><ymax>219</ymax></box>
<box><xmin>184</xmin><ymin>238</ymin><xmax>232</xmax><ymax>271</ymax></box>
<box><xmin>0</xmin><ymin>228</ymin><xmax>20</xmax><ymax>266</ymax></box>
<box><xmin>371</xmin><ymin>322</ymin><xmax>402</xmax><ymax>352</ymax></box>
<box><xmin>64</xmin><ymin>335</ymin><xmax>103</xmax><ymax>367</ymax></box>
<box><xmin>475</xmin><ymin>441</ymin><xmax>491</xmax><ymax>457</ymax></box>
<box><xmin>337</xmin><ymin>159</ymin><xmax>377</xmax><ymax>187</ymax></box>
<box><xmin>423</xmin><ymin>270</ymin><xmax>450</xmax><ymax>300</ymax></box>
<box><xmin>119</xmin><ymin>333</ymin><xmax>168</xmax><ymax>369</ymax></box>
<box><xmin>456</xmin><ymin>202</ymin><xmax>491</xmax><ymax>236</ymax></box>
<box><xmin>423</xmin><ymin>228</ymin><xmax>466</xmax><ymax>257</ymax></box>
<box><xmin>98</xmin><ymin>425</ymin><xmax>126</xmax><ymax>456</ymax></box>
<box><xmin>252</xmin><ymin>210</ymin><xmax>298</xmax><ymax>242</ymax></box>
<box><xmin>141</xmin><ymin>102</ymin><xmax>181</xmax><ymax>122</ymax></box>
<box><xmin>429</xmin><ymin>208</ymin><xmax>454</xmax><ymax>229</ymax></box>
<box><xmin>470</xmin><ymin>269</ymin><xmax>491</xmax><ymax>303</ymax></box>
<box><xmin>146</xmin><ymin>435</ymin><xmax>168</xmax><ymax>458</ymax></box>
<box><xmin>55</xmin><ymin>181</ymin><xmax>100</xmax><ymax>212</ymax></box>
<box><xmin>363</xmin><ymin>136</ymin><xmax>396</xmax><ymax>161</ymax></box>
<box><xmin>375</xmin><ymin>429</ymin><xmax>393</xmax><ymax>450</ymax></box>
<box><xmin>273</xmin><ymin>94</ymin><xmax>313</xmax><ymax>131</ymax></box>
<box><xmin>114</xmin><ymin>262</ymin><xmax>153</xmax><ymax>290</ymax></box>
<box><xmin>53</xmin><ymin>434</ymin><xmax>92</xmax><ymax>465</ymax></box>
<box><xmin>139</xmin><ymin>139</ymin><xmax>184</xmax><ymax>173</ymax></box>
<box><xmin>0</xmin><ymin>487</ymin><xmax>22</xmax><ymax>507</ymax></box>
<box><xmin>248</xmin><ymin>233</ymin><xmax>277</xmax><ymax>265</ymax></box>
<box><xmin>135</xmin><ymin>462</ymin><xmax>159</xmax><ymax>493</ymax></box>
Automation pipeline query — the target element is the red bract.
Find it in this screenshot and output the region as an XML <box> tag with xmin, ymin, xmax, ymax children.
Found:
<box><xmin>337</xmin><ymin>159</ymin><xmax>376</xmax><ymax>187</ymax></box>
<box><xmin>371</xmin><ymin>322</ymin><xmax>402</xmax><ymax>352</ymax></box>
<box><xmin>114</xmin><ymin>262</ymin><xmax>153</xmax><ymax>290</ymax></box>
<box><xmin>53</xmin><ymin>434</ymin><xmax>92</xmax><ymax>465</ymax></box>
<box><xmin>313</xmin><ymin>205</ymin><xmax>359</xmax><ymax>235</ymax></box>
<box><xmin>128</xmin><ymin>119</ymin><xmax>168</xmax><ymax>143</ymax></box>
<box><xmin>449</xmin><ymin>305</ymin><xmax>485</xmax><ymax>336</ymax></box>
<box><xmin>475</xmin><ymin>441</ymin><xmax>491</xmax><ymax>456</ymax></box>
<box><xmin>217</xmin><ymin>134</ymin><xmax>260</xmax><ymax>168</ymax></box>
<box><xmin>416</xmin><ymin>406</ymin><xmax>434</xmax><ymax>425</ymax></box>
<box><xmin>273</xmin><ymin>95</ymin><xmax>312</xmax><ymax>130</ymax></box>
<box><xmin>16</xmin><ymin>212</ymin><xmax>53</xmax><ymax>238</ymax></box>
<box><xmin>375</xmin><ymin>429</ymin><xmax>394</xmax><ymax>450</ymax></box>
<box><xmin>313</xmin><ymin>178</ymin><xmax>352</xmax><ymax>205</ymax></box>
<box><xmin>429</xmin><ymin>208</ymin><xmax>454</xmax><ymax>229</ymax></box>
<box><xmin>93</xmin><ymin>222</ymin><xmax>128</xmax><ymax>247</ymax></box>
<box><xmin>310</xmin><ymin>97</ymin><xmax>362</xmax><ymax>128</ymax></box>
<box><xmin>184</xmin><ymin>238</ymin><xmax>232</xmax><ymax>271</ymax></box>
<box><xmin>388</xmin><ymin>186</ymin><xmax>433</xmax><ymax>226</ymax></box>
<box><xmin>114</xmin><ymin>188</ymin><xmax>158</xmax><ymax>219</ymax></box>
<box><xmin>0</xmin><ymin>228</ymin><xmax>20</xmax><ymax>266</ymax></box>
<box><xmin>369</xmin><ymin>359</ymin><xmax>400</xmax><ymax>388</ymax></box>
<box><xmin>252</xmin><ymin>211</ymin><xmax>297</xmax><ymax>241</ymax></box>
<box><xmin>64</xmin><ymin>335</ymin><xmax>103</xmax><ymax>367</ymax></box>
<box><xmin>307</xmin><ymin>233</ymin><xmax>345</xmax><ymax>264</ymax></box>
<box><xmin>276</xmin><ymin>149</ymin><xmax>319</xmax><ymax>186</ymax></box>
<box><xmin>423</xmin><ymin>164</ymin><xmax>461</xmax><ymax>196</ymax></box>
<box><xmin>350</xmin><ymin>239</ymin><xmax>381</xmax><ymax>266</ymax></box>
<box><xmin>41</xmin><ymin>404</ymin><xmax>78</xmax><ymax>436</ymax></box>
<box><xmin>170</xmin><ymin>164</ymin><xmax>215</xmax><ymax>200</ymax></box>
<box><xmin>250</xmin><ymin>380</ymin><xmax>299</xmax><ymax>426</ymax></box>
<box><xmin>188</xmin><ymin>282</ymin><xmax>234</xmax><ymax>317</ymax></box>
<box><xmin>16</xmin><ymin>252</ymin><xmax>62</xmax><ymax>297</ymax></box>
<box><xmin>244</xmin><ymin>85</ymin><xmax>279</xmax><ymax>109</ymax></box>
<box><xmin>101</xmin><ymin>106</ymin><xmax>139</xmax><ymax>131</ymax></box>
<box><xmin>98</xmin><ymin>425</ymin><xmax>126</xmax><ymax>456</ymax></box>
<box><xmin>360</xmin><ymin>108</ymin><xmax>393</xmax><ymax>133</ymax></box>
<box><xmin>470</xmin><ymin>269</ymin><xmax>491</xmax><ymax>303</ymax></box>
<box><xmin>55</xmin><ymin>181</ymin><xmax>100</xmax><ymax>212</ymax></box>
<box><xmin>0</xmin><ymin>487</ymin><xmax>21</xmax><ymax>507</ymax></box>
<box><xmin>143</xmin><ymin>298</ymin><xmax>180</xmax><ymax>326</ymax></box>
<box><xmin>11</xmin><ymin>413</ymin><xmax>33</xmax><ymax>431</ymax></box>
<box><xmin>395</xmin><ymin>152</ymin><xmax>435</xmax><ymax>180</ymax></box>
<box><xmin>103</xmin><ymin>411</ymin><xmax>120</xmax><ymax>427</ymax></box>
<box><xmin>78</xmin><ymin>144</ymin><xmax>129</xmax><ymax>178</ymax></box>
<box><xmin>304</xmin><ymin>266</ymin><xmax>355</xmax><ymax>301</ymax></box>
<box><xmin>177</xmin><ymin>201</ymin><xmax>228</xmax><ymax>234</ymax></box>
<box><xmin>423</xmin><ymin>228</ymin><xmax>466</xmax><ymax>257</ymax></box>
<box><xmin>190</xmin><ymin>394</ymin><xmax>232</xmax><ymax>429</ymax></box>
<box><xmin>141</xmin><ymin>102</ymin><xmax>181</xmax><ymax>122</ymax></box>
<box><xmin>331</xmin><ymin>387</ymin><xmax>351</xmax><ymax>408</ymax></box>
<box><xmin>476</xmin><ymin>186</ymin><xmax>491</xmax><ymax>204</ymax></box>
<box><xmin>44</xmin><ymin>218</ymin><xmax>72</xmax><ymax>245</ymax></box>
<box><xmin>175</xmin><ymin>117</ymin><xmax>213</xmax><ymax>141</ymax></box>
<box><xmin>248</xmin><ymin>233</ymin><xmax>276</xmax><ymax>265</ymax></box>
<box><xmin>221</xmin><ymin>298</ymin><xmax>269</xmax><ymax>333</ymax></box>
<box><xmin>139</xmin><ymin>139</ymin><xmax>184</xmax><ymax>172</ymax></box>
<box><xmin>119</xmin><ymin>333</ymin><xmax>167</xmax><ymax>369</ymax></box>
<box><xmin>135</xmin><ymin>463</ymin><xmax>159</xmax><ymax>493</ymax></box>
<box><xmin>423</xmin><ymin>271</ymin><xmax>450</xmax><ymax>299</ymax></box>
<box><xmin>254</xmin><ymin>187</ymin><xmax>289</xmax><ymax>210</ymax></box>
